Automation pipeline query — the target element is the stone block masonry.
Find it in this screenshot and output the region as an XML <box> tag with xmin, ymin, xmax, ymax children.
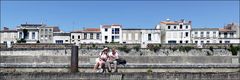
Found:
<box><xmin>0</xmin><ymin>72</ymin><xmax>239</xmax><ymax>80</ymax></box>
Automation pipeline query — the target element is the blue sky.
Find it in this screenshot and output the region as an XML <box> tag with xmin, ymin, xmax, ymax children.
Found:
<box><xmin>1</xmin><ymin>1</ymin><xmax>239</xmax><ymax>32</ymax></box>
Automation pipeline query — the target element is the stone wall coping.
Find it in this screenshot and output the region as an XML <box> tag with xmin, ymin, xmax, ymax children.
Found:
<box><xmin>1</xmin><ymin>63</ymin><xmax>239</xmax><ymax>68</ymax></box>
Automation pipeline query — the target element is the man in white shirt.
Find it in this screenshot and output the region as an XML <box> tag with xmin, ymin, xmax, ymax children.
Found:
<box><xmin>106</xmin><ymin>48</ymin><xmax>119</xmax><ymax>72</ymax></box>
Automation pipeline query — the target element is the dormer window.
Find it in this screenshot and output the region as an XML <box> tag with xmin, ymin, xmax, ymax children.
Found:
<box><xmin>180</xmin><ymin>25</ymin><xmax>183</xmax><ymax>29</ymax></box>
<box><xmin>174</xmin><ymin>26</ymin><xmax>176</xmax><ymax>29</ymax></box>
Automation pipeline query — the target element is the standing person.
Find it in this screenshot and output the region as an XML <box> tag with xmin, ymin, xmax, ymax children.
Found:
<box><xmin>93</xmin><ymin>47</ymin><xmax>109</xmax><ymax>72</ymax></box>
<box><xmin>106</xmin><ymin>48</ymin><xmax>119</xmax><ymax>72</ymax></box>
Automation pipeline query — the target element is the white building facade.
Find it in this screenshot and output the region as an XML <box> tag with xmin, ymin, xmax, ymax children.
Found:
<box><xmin>70</xmin><ymin>28</ymin><xmax>102</xmax><ymax>45</ymax></box>
<box><xmin>100</xmin><ymin>24</ymin><xmax>122</xmax><ymax>43</ymax></box>
<box><xmin>0</xmin><ymin>27</ymin><xmax>18</xmax><ymax>47</ymax></box>
<box><xmin>157</xmin><ymin>19</ymin><xmax>192</xmax><ymax>44</ymax></box>
<box><xmin>17</xmin><ymin>24</ymin><xmax>40</xmax><ymax>43</ymax></box>
<box><xmin>191</xmin><ymin>28</ymin><xmax>219</xmax><ymax>44</ymax></box>
<box><xmin>53</xmin><ymin>32</ymin><xmax>71</xmax><ymax>44</ymax></box>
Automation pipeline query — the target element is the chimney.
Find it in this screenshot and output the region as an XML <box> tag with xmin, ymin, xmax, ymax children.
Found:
<box><xmin>189</xmin><ymin>21</ymin><xmax>192</xmax><ymax>24</ymax></box>
<box><xmin>180</xmin><ymin>19</ymin><xmax>185</xmax><ymax>23</ymax></box>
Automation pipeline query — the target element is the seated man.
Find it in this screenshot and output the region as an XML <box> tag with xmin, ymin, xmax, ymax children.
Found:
<box><xmin>106</xmin><ymin>48</ymin><xmax>119</xmax><ymax>72</ymax></box>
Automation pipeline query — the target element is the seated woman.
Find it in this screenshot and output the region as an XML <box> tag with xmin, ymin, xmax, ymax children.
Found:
<box><xmin>93</xmin><ymin>47</ymin><xmax>109</xmax><ymax>72</ymax></box>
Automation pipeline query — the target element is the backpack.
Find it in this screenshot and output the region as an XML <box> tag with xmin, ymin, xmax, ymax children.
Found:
<box><xmin>116</xmin><ymin>58</ymin><xmax>127</xmax><ymax>65</ymax></box>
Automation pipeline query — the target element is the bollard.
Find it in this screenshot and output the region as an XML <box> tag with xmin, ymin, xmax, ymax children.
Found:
<box><xmin>71</xmin><ymin>46</ymin><xmax>79</xmax><ymax>72</ymax></box>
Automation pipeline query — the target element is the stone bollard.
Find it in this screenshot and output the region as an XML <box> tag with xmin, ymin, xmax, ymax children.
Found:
<box><xmin>71</xmin><ymin>46</ymin><xmax>79</xmax><ymax>72</ymax></box>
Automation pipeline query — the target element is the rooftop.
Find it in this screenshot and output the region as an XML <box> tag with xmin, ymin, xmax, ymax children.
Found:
<box><xmin>160</xmin><ymin>19</ymin><xmax>192</xmax><ymax>25</ymax></box>
<box><xmin>219</xmin><ymin>28</ymin><xmax>236</xmax><ymax>32</ymax></box>
<box><xmin>192</xmin><ymin>28</ymin><xmax>219</xmax><ymax>31</ymax></box>
<box><xmin>102</xmin><ymin>24</ymin><xmax>122</xmax><ymax>28</ymax></box>
<box><xmin>71</xmin><ymin>28</ymin><xmax>100</xmax><ymax>33</ymax></box>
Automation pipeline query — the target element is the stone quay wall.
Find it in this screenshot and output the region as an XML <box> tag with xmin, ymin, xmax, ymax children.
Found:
<box><xmin>1</xmin><ymin>72</ymin><xmax>239</xmax><ymax>80</ymax></box>
<box><xmin>1</xmin><ymin>48</ymin><xmax>239</xmax><ymax>56</ymax></box>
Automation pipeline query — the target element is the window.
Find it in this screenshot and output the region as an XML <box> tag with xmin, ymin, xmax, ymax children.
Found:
<box><xmin>3</xmin><ymin>41</ymin><xmax>7</xmax><ymax>44</ymax></box>
<box><xmin>45</xmin><ymin>29</ymin><xmax>48</xmax><ymax>34</ymax></box>
<box><xmin>78</xmin><ymin>35</ymin><xmax>80</xmax><ymax>39</ymax></box>
<box><xmin>112</xmin><ymin>29</ymin><xmax>114</xmax><ymax>34</ymax></box>
<box><xmin>180</xmin><ymin>25</ymin><xmax>182</xmax><ymax>29</ymax></box>
<box><xmin>219</xmin><ymin>41</ymin><xmax>222</xmax><ymax>43</ymax></box>
<box><xmin>45</xmin><ymin>35</ymin><xmax>48</xmax><ymax>37</ymax></box>
<box><xmin>49</xmin><ymin>29</ymin><xmax>52</xmax><ymax>32</ymax></box>
<box><xmin>32</xmin><ymin>32</ymin><xmax>35</xmax><ymax>39</ymax></box>
<box><xmin>168</xmin><ymin>26</ymin><xmax>171</xmax><ymax>29</ymax></box>
<box><xmin>115</xmin><ymin>36</ymin><xmax>119</xmax><ymax>39</ymax></box>
<box><xmin>230</xmin><ymin>33</ymin><xmax>234</xmax><ymax>38</ymax></box>
<box><xmin>168</xmin><ymin>40</ymin><xmax>176</xmax><ymax>44</ymax></box>
<box><xmin>207</xmin><ymin>32</ymin><xmax>210</xmax><ymax>34</ymax></box>
<box><xmin>41</xmin><ymin>35</ymin><xmax>43</xmax><ymax>37</ymax></box>
<box><xmin>224</xmin><ymin>32</ymin><xmax>227</xmax><ymax>38</ymax></box>
<box><xmin>105</xmin><ymin>28</ymin><xmax>108</xmax><ymax>32</ymax></box>
<box><xmin>123</xmin><ymin>33</ymin><xmax>126</xmax><ymax>41</ymax></box>
<box><xmin>213</xmin><ymin>32</ymin><xmax>216</xmax><ymax>34</ymax></box>
<box><xmin>180</xmin><ymin>40</ymin><xmax>182</xmax><ymax>43</ymax></box>
<box><xmin>96</xmin><ymin>33</ymin><xmax>100</xmax><ymax>39</ymax></box>
<box><xmin>90</xmin><ymin>33</ymin><xmax>93</xmax><ymax>39</ymax></box>
<box><xmin>195</xmin><ymin>32</ymin><xmax>198</xmax><ymax>34</ymax></box>
<box><xmin>185</xmin><ymin>32</ymin><xmax>189</xmax><ymax>37</ymax></box>
<box><xmin>49</xmin><ymin>35</ymin><xmax>51</xmax><ymax>37</ymax></box>
<box><xmin>19</xmin><ymin>32</ymin><xmax>22</xmax><ymax>39</ymax></box>
<box><xmin>148</xmin><ymin>34</ymin><xmax>151</xmax><ymax>41</ymax></box>
<box><xmin>185</xmin><ymin>41</ymin><xmax>188</xmax><ymax>43</ymax></box>
<box><xmin>26</xmin><ymin>32</ymin><xmax>29</xmax><ymax>39</ymax></box>
<box><xmin>135</xmin><ymin>33</ymin><xmax>138</xmax><ymax>40</ymax></box>
<box><xmin>128</xmin><ymin>33</ymin><xmax>132</xmax><ymax>40</ymax></box>
<box><xmin>84</xmin><ymin>33</ymin><xmax>87</xmax><ymax>39</ymax></box>
<box><xmin>72</xmin><ymin>35</ymin><xmax>74</xmax><ymax>39</ymax></box>
<box><xmin>115</xmin><ymin>28</ymin><xmax>119</xmax><ymax>34</ymax></box>
<box><xmin>112</xmin><ymin>36</ymin><xmax>114</xmax><ymax>42</ymax></box>
<box><xmin>55</xmin><ymin>40</ymin><xmax>63</xmax><ymax>44</ymax></box>
<box><xmin>194</xmin><ymin>32</ymin><xmax>198</xmax><ymax>37</ymax></box>
<box><xmin>105</xmin><ymin>36</ymin><xmax>108</xmax><ymax>40</ymax></box>
<box><xmin>195</xmin><ymin>41</ymin><xmax>198</xmax><ymax>43</ymax></box>
<box><xmin>201</xmin><ymin>41</ymin><xmax>204</xmax><ymax>43</ymax></box>
<box><xmin>207</xmin><ymin>41</ymin><xmax>210</xmax><ymax>43</ymax></box>
<box><xmin>201</xmin><ymin>32</ymin><xmax>204</xmax><ymax>37</ymax></box>
<box><xmin>206</xmin><ymin>32</ymin><xmax>210</xmax><ymax>37</ymax></box>
<box><xmin>186</xmin><ymin>25</ymin><xmax>188</xmax><ymax>29</ymax></box>
<box><xmin>225</xmin><ymin>41</ymin><xmax>230</xmax><ymax>43</ymax></box>
<box><xmin>213</xmin><ymin>32</ymin><xmax>216</xmax><ymax>38</ymax></box>
<box><xmin>174</xmin><ymin>26</ymin><xmax>176</xmax><ymax>29</ymax></box>
<box><xmin>65</xmin><ymin>40</ymin><xmax>68</xmax><ymax>42</ymax></box>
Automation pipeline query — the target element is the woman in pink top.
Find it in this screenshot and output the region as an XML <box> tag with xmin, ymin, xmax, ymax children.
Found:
<box><xmin>93</xmin><ymin>47</ymin><xmax>109</xmax><ymax>72</ymax></box>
